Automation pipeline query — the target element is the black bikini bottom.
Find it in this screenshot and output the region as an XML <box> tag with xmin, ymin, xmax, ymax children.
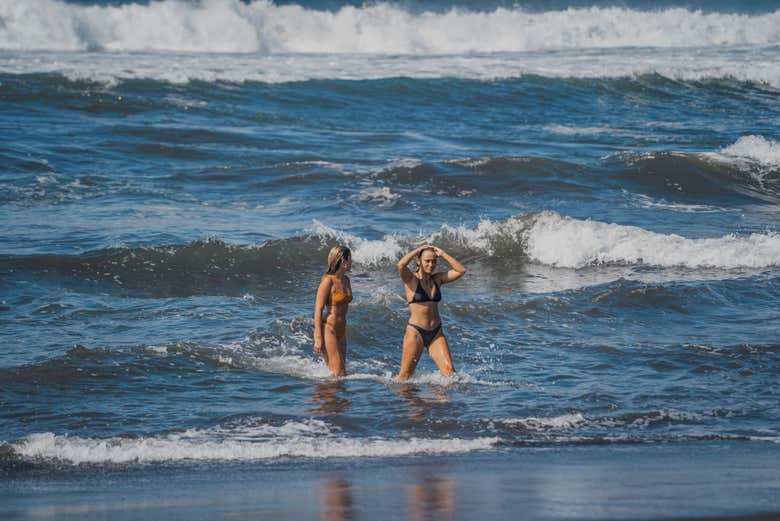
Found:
<box><xmin>408</xmin><ymin>322</ymin><xmax>442</xmax><ymax>348</ymax></box>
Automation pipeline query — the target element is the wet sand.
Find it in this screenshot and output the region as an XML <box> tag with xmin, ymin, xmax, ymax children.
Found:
<box><xmin>2</xmin><ymin>441</ymin><xmax>779</xmax><ymax>520</ymax></box>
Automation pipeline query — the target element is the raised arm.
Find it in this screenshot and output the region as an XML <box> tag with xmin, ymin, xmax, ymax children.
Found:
<box><xmin>397</xmin><ymin>245</ymin><xmax>425</xmax><ymax>284</ymax></box>
<box><xmin>313</xmin><ymin>276</ymin><xmax>333</xmax><ymax>352</ymax></box>
<box><xmin>433</xmin><ymin>247</ymin><xmax>466</xmax><ymax>284</ymax></box>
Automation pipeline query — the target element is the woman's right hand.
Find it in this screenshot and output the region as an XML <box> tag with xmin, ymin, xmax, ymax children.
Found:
<box><xmin>314</xmin><ymin>336</ymin><xmax>323</xmax><ymax>353</ymax></box>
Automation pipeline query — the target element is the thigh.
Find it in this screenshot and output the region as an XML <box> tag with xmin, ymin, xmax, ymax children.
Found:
<box><xmin>337</xmin><ymin>334</ymin><xmax>347</xmax><ymax>359</ymax></box>
<box><xmin>398</xmin><ymin>327</ymin><xmax>424</xmax><ymax>377</ymax></box>
<box><xmin>427</xmin><ymin>333</ymin><xmax>455</xmax><ymax>376</ymax></box>
<box><xmin>323</xmin><ymin>325</ymin><xmax>345</xmax><ymax>369</ymax></box>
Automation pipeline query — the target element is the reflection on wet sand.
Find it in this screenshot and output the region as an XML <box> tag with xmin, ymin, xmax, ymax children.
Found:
<box><xmin>319</xmin><ymin>477</ymin><xmax>354</xmax><ymax>521</ymax></box>
<box><xmin>309</xmin><ymin>380</ymin><xmax>350</xmax><ymax>414</ymax></box>
<box><xmin>407</xmin><ymin>474</ymin><xmax>456</xmax><ymax>521</ymax></box>
<box><xmin>317</xmin><ymin>471</ymin><xmax>455</xmax><ymax>521</ymax></box>
<box><xmin>396</xmin><ymin>384</ymin><xmax>451</xmax><ymax>421</ymax></box>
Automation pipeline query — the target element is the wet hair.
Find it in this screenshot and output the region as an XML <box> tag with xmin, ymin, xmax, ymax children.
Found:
<box><xmin>326</xmin><ymin>246</ymin><xmax>351</xmax><ymax>275</ymax></box>
<box><xmin>415</xmin><ymin>247</ymin><xmax>436</xmax><ymax>272</ymax></box>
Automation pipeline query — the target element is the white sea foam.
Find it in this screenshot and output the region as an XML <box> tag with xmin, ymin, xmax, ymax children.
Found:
<box><xmin>434</xmin><ymin>217</ymin><xmax>528</xmax><ymax>255</ymax></box>
<box><xmin>252</xmin><ymin>353</ymin><xmax>334</xmax><ymax>379</ymax></box>
<box><xmin>396</xmin><ymin>370</ymin><xmax>508</xmax><ymax>388</ymax></box>
<box><xmin>312</xmin><ymin>212</ymin><xmax>780</xmax><ymax>271</ymax></box>
<box><xmin>715</xmin><ymin>135</ymin><xmax>780</xmax><ymax>168</ymax></box>
<box><xmin>625</xmin><ymin>192</ymin><xmax>725</xmax><ymax>213</ymax></box>
<box><xmin>500</xmin><ymin>413</ymin><xmax>587</xmax><ymax>430</ymax></box>
<box><xmin>523</xmin><ymin>211</ymin><xmax>780</xmax><ymax>269</ymax></box>
<box><xmin>544</xmin><ymin>125</ymin><xmax>614</xmax><ymax>136</ymax></box>
<box><xmin>1</xmin><ymin>45</ymin><xmax>778</xmax><ymax>88</ymax></box>
<box><xmin>748</xmin><ymin>436</ymin><xmax>780</xmax><ymax>444</ymax></box>
<box><xmin>144</xmin><ymin>345</ymin><xmax>169</xmax><ymax>355</ymax></box>
<box><xmin>2</xmin><ymin>1</ymin><xmax>778</xmax><ymax>53</ymax></box>
<box><xmin>700</xmin><ymin>136</ymin><xmax>780</xmax><ymax>193</ymax></box>
<box><xmin>219</xmin><ymin>334</ymin><xmax>337</xmax><ymax>379</ymax></box>
<box><xmin>244</xmin><ymin>352</ymin><xmax>506</xmax><ymax>387</ymax></box>
<box><xmin>1</xmin><ymin>2</ymin><xmax>779</xmax><ymax>86</ymax></box>
<box><xmin>309</xmin><ymin>220</ymin><xmax>403</xmax><ymax>266</ymax></box>
<box><xmin>353</xmin><ymin>186</ymin><xmax>402</xmax><ymax>207</ymax></box>
<box><xmin>222</xmin><ymin>332</ymin><xmax>509</xmax><ymax>386</ymax></box>
<box><xmin>9</xmin><ymin>428</ymin><xmax>498</xmax><ymax>464</ymax></box>
<box><xmin>596</xmin><ymin>409</ymin><xmax>705</xmax><ymax>428</ymax></box>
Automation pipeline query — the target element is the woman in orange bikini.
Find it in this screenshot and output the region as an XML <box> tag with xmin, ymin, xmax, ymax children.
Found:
<box><xmin>314</xmin><ymin>246</ymin><xmax>353</xmax><ymax>376</ymax></box>
<box><xmin>396</xmin><ymin>244</ymin><xmax>466</xmax><ymax>381</ymax></box>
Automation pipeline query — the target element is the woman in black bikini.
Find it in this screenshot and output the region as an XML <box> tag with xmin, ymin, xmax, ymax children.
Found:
<box><xmin>396</xmin><ymin>245</ymin><xmax>466</xmax><ymax>381</ymax></box>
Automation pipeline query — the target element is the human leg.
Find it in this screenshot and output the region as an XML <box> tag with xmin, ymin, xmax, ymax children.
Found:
<box><xmin>427</xmin><ymin>334</ymin><xmax>455</xmax><ymax>377</ymax></box>
<box><xmin>323</xmin><ymin>322</ymin><xmax>346</xmax><ymax>377</ymax></box>
<box><xmin>396</xmin><ymin>326</ymin><xmax>424</xmax><ymax>381</ymax></box>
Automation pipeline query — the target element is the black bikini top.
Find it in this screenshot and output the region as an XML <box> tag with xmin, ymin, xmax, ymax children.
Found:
<box><xmin>409</xmin><ymin>278</ymin><xmax>442</xmax><ymax>303</ymax></box>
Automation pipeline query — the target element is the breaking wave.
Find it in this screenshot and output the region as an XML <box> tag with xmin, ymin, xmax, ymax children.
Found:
<box><xmin>4</xmin><ymin>424</ymin><xmax>498</xmax><ymax>464</ymax></box>
<box><xmin>1</xmin><ymin>2</ymin><xmax>779</xmax><ymax>86</ymax></box>
<box><xmin>519</xmin><ymin>211</ymin><xmax>780</xmax><ymax>269</ymax></box>
<box><xmin>2</xmin><ymin>211</ymin><xmax>778</xmax><ymax>294</ymax></box>
<box><xmin>2</xmin><ymin>1</ymin><xmax>778</xmax><ymax>53</ymax></box>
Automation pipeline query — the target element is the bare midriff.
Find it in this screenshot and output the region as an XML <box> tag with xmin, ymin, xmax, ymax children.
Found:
<box><xmin>324</xmin><ymin>283</ymin><xmax>351</xmax><ymax>338</ymax></box>
<box><xmin>325</xmin><ymin>302</ymin><xmax>350</xmax><ymax>330</ymax></box>
<box><xmin>407</xmin><ymin>301</ymin><xmax>441</xmax><ymax>329</ymax></box>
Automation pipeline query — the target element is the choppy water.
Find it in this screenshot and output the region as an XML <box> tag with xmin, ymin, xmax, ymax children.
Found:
<box><xmin>1</xmin><ymin>0</ymin><xmax>779</xmax><ymax>468</ymax></box>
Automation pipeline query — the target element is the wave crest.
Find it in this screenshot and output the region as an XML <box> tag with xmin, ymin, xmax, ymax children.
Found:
<box><xmin>3</xmin><ymin>212</ymin><xmax>779</xmax><ymax>295</ymax></box>
<box><xmin>523</xmin><ymin>211</ymin><xmax>780</xmax><ymax>269</ymax></box>
<box><xmin>2</xmin><ymin>1</ymin><xmax>779</xmax><ymax>53</ymax></box>
<box><xmin>6</xmin><ymin>428</ymin><xmax>498</xmax><ymax>464</ymax></box>
<box><xmin>714</xmin><ymin>135</ymin><xmax>780</xmax><ymax>170</ymax></box>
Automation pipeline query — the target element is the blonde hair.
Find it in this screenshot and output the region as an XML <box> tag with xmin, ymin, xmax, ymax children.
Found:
<box><xmin>416</xmin><ymin>247</ymin><xmax>436</xmax><ymax>260</ymax></box>
<box><xmin>415</xmin><ymin>247</ymin><xmax>436</xmax><ymax>272</ymax></box>
<box><xmin>326</xmin><ymin>246</ymin><xmax>351</xmax><ymax>275</ymax></box>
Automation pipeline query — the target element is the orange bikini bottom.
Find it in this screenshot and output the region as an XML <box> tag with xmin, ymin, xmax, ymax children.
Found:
<box><xmin>325</xmin><ymin>317</ymin><xmax>346</xmax><ymax>339</ymax></box>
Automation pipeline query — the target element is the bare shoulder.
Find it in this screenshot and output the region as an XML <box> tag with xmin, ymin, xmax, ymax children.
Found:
<box><xmin>405</xmin><ymin>270</ymin><xmax>420</xmax><ymax>285</ymax></box>
<box><xmin>400</xmin><ymin>266</ymin><xmax>416</xmax><ymax>284</ymax></box>
<box><xmin>435</xmin><ymin>269</ymin><xmax>463</xmax><ymax>285</ymax></box>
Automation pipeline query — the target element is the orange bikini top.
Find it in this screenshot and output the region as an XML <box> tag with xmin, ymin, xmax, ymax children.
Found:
<box><xmin>325</xmin><ymin>275</ymin><xmax>352</xmax><ymax>306</ymax></box>
<box><xmin>329</xmin><ymin>290</ymin><xmax>352</xmax><ymax>306</ymax></box>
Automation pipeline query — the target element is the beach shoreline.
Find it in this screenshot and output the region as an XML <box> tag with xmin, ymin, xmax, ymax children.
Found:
<box><xmin>3</xmin><ymin>441</ymin><xmax>778</xmax><ymax>520</ymax></box>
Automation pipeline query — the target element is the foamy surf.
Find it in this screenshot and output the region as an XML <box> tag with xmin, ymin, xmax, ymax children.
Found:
<box><xmin>2</xmin><ymin>46</ymin><xmax>779</xmax><ymax>88</ymax></box>
<box><xmin>7</xmin><ymin>429</ymin><xmax>499</xmax><ymax>464</ymax></box>
<box><xmin>353</xmin><ymin>186</ymin><xmax>402</xmax><ymax>207</ymax></box>
<box><xmin>243</xmin><ymin>353</ymin><xmax>508</xmax><ymax>388</ymax></box>
<box><xmin>2</xmin><ymin>2</ymin><xmax>780</xmax><ymax>86</ymax></box>
<box><xmin>709</xmin><ymin>135</ymin><xmax>780</xmax><ymax>170</ymax></box>
<box><xmin>522</xmin><ymin>211</ymin><xmax>780</xmax><ymax>269</ymax></box>
<box><xmin>625</xmin><ymin>192</ymin><xmax>726</xmax><ymax>213</ymax></box>
<box><xmin>191</xmin><ymin>337</ymin><xmax>511</xmax><ymax>387</ymax></box>
<box><xmin>309</xmin><ymin>211</ymin><xmax>780</xmax><ymax>271</ymax></box>
<box><xmin>309</xmin><ymin>220</ymin><xmax>403</xmax><ymax>266</ymax></box>
<box><xmin>430</xmin><ymin>211</ymin><xmax>780</xmax><ymax>270</ymax></box>
<box><xmin>2</xmin><ymin>1</ymin><xmax>778</xmax><ymax>53</ymax></box>
<box><xmin>499</xmin><ymin>413</ymin><xmax>588</xmax><ymax>431</ymax></box>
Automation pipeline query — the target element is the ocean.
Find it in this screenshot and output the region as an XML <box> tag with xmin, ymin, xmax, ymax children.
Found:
<box><xmin>1</xmin><ymin>0</ymin><xmax>779</xmax><ymax>518</ymax></box>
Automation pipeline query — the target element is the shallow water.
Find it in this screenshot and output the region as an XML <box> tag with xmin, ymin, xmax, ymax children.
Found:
<box><xmin>1</xmin><ymin>0</ymin><xmax>779</xmax><ymax>468</ymax></box>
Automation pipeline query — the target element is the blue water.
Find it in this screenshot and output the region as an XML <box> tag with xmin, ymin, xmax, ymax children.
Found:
<box><xmin>1</xmin><ymin>0</ymin><xmax>779</xmax><ymax>467</ymax></box>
